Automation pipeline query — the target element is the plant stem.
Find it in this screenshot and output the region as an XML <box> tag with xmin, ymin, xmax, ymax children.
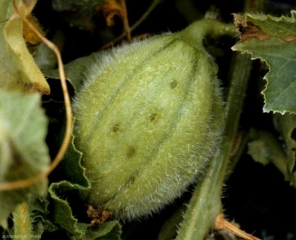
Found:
<box><xmin>175</xmin><ymin>0</ymin><xmax>265</xmax><ymax>237</ymax></box>
<box><xmin>175</xmin><ymin>53</ymin><xmax>252</xmax><ymax>239</ymax></box>
<box><xmin>13</xmin><ymin>202</ymin><xmax>32</xmax><ymax>237</ymax></box>
<box><xmin>121</xmin><ymin>0</ymin><xmax>131</xmax><ymax>42</ymax></box>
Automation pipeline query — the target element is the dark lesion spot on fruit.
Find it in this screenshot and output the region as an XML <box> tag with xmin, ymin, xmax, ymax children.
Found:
<box><xmin>112</xmin><ymin>123</ymin><xmax>120</xmax><ymax>132</ymax></box>
<box><xmin>127</xmin><ymin>147</ymin><xmax>135</xmax><ymax>158</ymax></box>
<box><xmin>150</xmin><ymin>113</ymin><xmax>156</xmax><ymax>121</ymax></box>
<box><xmin>170</xmin><ymin>80</ymin><xmax>178</xmax><ymax>89</ymax></box>
<box><xmin>128</xmin><ymin>176</ymin><xmax>135</xmax><ymax>185</ymax></box>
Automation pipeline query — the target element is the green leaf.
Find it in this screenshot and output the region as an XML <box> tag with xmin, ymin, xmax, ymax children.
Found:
<box><xmin>273</xmin><ymin>113</ymin><xmax>296</xmax><ymax>185</ymax></box>
<box><xmin>43</xmin><ymin>52</ymin><xmax>105</xmax><ymax>91</ymax></box>
<box><xmin>28</xmin><ymin>197</ymin><xmax>58</xmax><ymax>237</ymax></box>
<box><xmin>48</xmin><ymin>180</ymin><xmax>121</xmax><ymax>239</ymax></box>
<box><xmin>0</xmin><ymin>0</ymin><xmax>50</xmax><ymax>94</ymax></box>
<box><xmin>60</xmin><ymin>136</ymin><xmax>89</xmax><ymax>186</ymax></box>
<box><xmin>0</xmin><ymin>90</ymin><xmax>50</xmax><ymax>228</ymax></box>
<box><xmin>85</xmin><ymin>221</ymin><xmax>122</xmax><ymax>240</ymax></box>
<box><xmin>44</xmin><ymin>125</ymin><xmax>120</xmax><ymax>239</ymax></box>
<box><xmin>41</xmin><ymin>101</ymin><xmax>88</xmax><ymax>186</ymax></box>
<box><xmin>48</xmin><ymin>181</ymin><xmax>87</xmax><ymax>237</ymax></box>
<box><xmin>247</xmin><ymin>128</ymin><xmax>288</xmax><ymax>180</ymax></box>
<box><xmin>158</xmin><ymin>205</ymin><xmax>185</xmax><ymax>240</ymax></box>
<box><xmin>232</xmin><ymin>11</ymin><xmax>296</xmax><ymax>114</ymax></box>
<box><xmin>33</xmin><ymin>43</ymin><xmax>58</xmax><ymax>71</ymax></box>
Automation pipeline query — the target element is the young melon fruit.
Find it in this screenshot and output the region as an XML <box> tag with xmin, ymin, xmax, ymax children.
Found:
<box><xmin>73</xmin><ymin>20</ymin><xmax>225</xmax><ymax>220</ymax></box>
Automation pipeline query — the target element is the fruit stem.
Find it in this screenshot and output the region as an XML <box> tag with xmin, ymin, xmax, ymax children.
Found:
<box><xmin>175</xmin><ymin>53</ymin><xmax>252</xmax><ymax>239</ymax></box>
<box><xmin>177</xmin><ymin>19</ymin><xmax>238</xmax><ymax>49</ymax></box>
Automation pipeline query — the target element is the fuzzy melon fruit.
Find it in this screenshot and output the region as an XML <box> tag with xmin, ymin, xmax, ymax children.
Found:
<box><xmin>73</xmin><ymin>20</ymin><xmax>225</xmax><ymax>220</ymax></box>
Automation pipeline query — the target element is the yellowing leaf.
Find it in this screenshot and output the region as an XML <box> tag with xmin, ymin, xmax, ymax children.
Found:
<box><xmin>232</xmin><ymin>11</ymin><xmax>296</xmax><ymax>114</ymax></box>
<box><xmin>0</xmin><ymin>90</ymin><xmax>50</xmax><ymax>228</ymax></box>
<box><xmin>0</xmin><ymin>0</ymin><xmax>50</xmax><ymax>94</ymax></box>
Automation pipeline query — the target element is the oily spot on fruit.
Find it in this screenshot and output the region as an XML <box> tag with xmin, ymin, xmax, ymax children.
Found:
<box><xmin>127</xmin><ymin>147</ymin><xmax>135</xmax><ymax>158</ymax></box>
<box><xmin>149</xmin><ymin>113</ymin><xmax>157</xmax><ymax>122</ymax></box>
<box><xmin>128</xmin><ymin>176</ymin><xmax>135</xmax><ymax>185</ymax></box>
<box><xmin>170</xmin><ymin>80</ymin><xmax>178</xmax><ymax>89</ymax></box>
<box><xmin>112</xmin><ymin>123</ymin><xmax>120</xmax><ymax>132</ymax></box>
<box><xmin>148</xmin><ymin>110</ymin><xmax>163</xmax><ymax>124</ymax></box>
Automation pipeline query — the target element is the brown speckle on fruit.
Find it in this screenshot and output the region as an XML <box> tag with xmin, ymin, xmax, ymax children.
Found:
<box><xmin>150</xmin><ymin>113</ymin><xmax>157</xmax><ymax>121</ymax></box>
<box><xmin>128</xmin><ymin>176</ymin><xmax>135</xmax><ymax>185</ymax></box>
<box><xmin>112</xmin><ymin>123</ymin><xmax>120</xmax><ymax>132</ymax></box>
<box><xmin>170</xmin><ymin>80</ymin><xmax>178</xmax><ymax>89</ymax></box>
<box><xmin>127</xmin><ymin>147</ymin><xmax>135</xmax><ymax>158</ymax></box>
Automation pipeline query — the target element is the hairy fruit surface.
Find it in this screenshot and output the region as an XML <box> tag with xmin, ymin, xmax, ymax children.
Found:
<box><xmin>73</xmin><ymin>20</ymin><xmax>225</xmax><ymax>220</ymax></box>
